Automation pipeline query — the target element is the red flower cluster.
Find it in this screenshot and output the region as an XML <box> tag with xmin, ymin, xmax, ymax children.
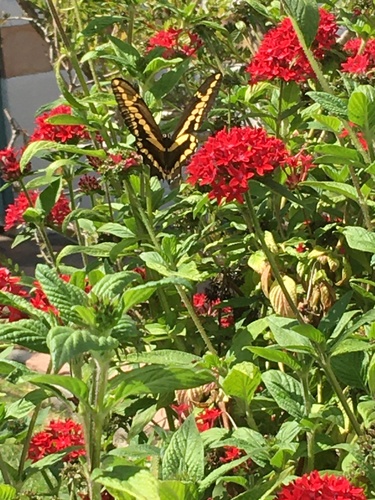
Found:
<box><xmin>187</xmin><ymin>127</ymin><xmax>290</xmax><ymax>203</ymax></box>
<box><xmin>133</xmin><ymin>266</ymin><xmax>147</xmax><ymax>280</ymax></box>
<box><xmin>281</xmin><ymin>152</ymin><xmax>315</xmax><ymax>190</ymax></box>
<box><xmin>193</xmin><ymin>293</ymin><xmax>234</xmax><ymax>328</ymax></box>
<box><xmin>78</xmin><ymin>174</ymin><xmax>101</xmax><ymax>195</ymax></box>
<box><xmin>0</xmin><ymin>267</ymin><xmax>28</xmax><ymax>322</ymax></box>
<box><xmin>341</xmin><ymin>38</ymin><xmax>375</xmax><ymax>76</ymax></box>
<box><xmin>4</xmin><ymin>191</ymin><xmax>71</xmax><ymax>231</ymax></box>
<box><xmin>220</xmin><ymin>446</ymin><xmax>242</xmax><ymax>463</ymax></box>
<box><xmin>296</xmin><ymin>243</ymin><xmax>307</xmax><ymax>253</ymax></box>
<box><xmin>80</xmin><ymin>492</ymin><xmax>114</xmax><ymax>500</ymax></box>
<box><xmin>30</xmin><ymin>105</ymin><xmax>89</xmax><ymax>143</ymax></box>
<box><xmin>195</xmin><ymin>407</ymin><xmax>222</xmax><ymax>432</ymax></box>
<box><xmin>277</xmin><ymin>470</ymin><xmax>366</xmax><ymax>499</ymax></box>
<box><xmin>28</xmin><ymin>419</ymin><xmax>85</xmax><ymax>463</ymax></box>
<box><xmin>146</xmin><ymin>27</ymin><xmax>203</xmax><ymax>58</ymax></box>
<box><xmin>0</xmin><ymin>148</ymin><xmax>31</xmax><ymax>182</ymax></box>
<box><xmin>246</xmin><ymin>8</ymin><xmax>337</xmax><ymax>83</ymax></box>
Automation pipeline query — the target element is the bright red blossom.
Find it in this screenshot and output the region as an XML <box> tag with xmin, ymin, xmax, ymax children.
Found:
<box><xmin>282</xmin><ymin>152</ymin><xmax>315</xmax><ymax>190</ymax></box>
<box><xmin>0</xmin><ymin>148</ymin><xmax>31</xmax><ymax>182</ymax></box>
<box><xmin>0</xmin><ymin>268</ymin><xmax>28</xmax><ymax>322</ymax></box>
<box><xmin>220</xmin><ymin>446</ymin><xmax>242</xmax><ymax>463</ymax></box>
<box><xmin>277</xmin><ymin>470</ymin><xmax>366</xmax><ymax>500</ymax></box>
<box><xmin>147</xmin><ymin>28</ymin><xmax>202</xmax><ymax>58</ymax></box>
<box><xmin>247</xmin><ymin>8</ymin><xmax>337</xmax><ymax>83</ymax></box>
<box><xmin>28</xmin><ymin>419</ymin><xmax>85</xmax><ymax>463</ymax></box>
<box><xmin>187</xmin><ymin>127</ymin><xmax>290</xmax><ymax>203</ymax></box>
<box><xmin>195</xmin><ymin>408</ymin><xmax>222</xmax><ymax>432</ymax></box>
<box><xmin>341</xmin><ymin>38</ymin><xmax>375</xmax><ymax>76</ymax></box>
<box><xmin>4</xmin><ymin>191</ymin><xmax>71</xmax><ymax>231</ymax></box>
<box><xmin>5</xmin><ymin>191</ymin><xmax>38</xmax><ymax>231</ymax></box>
<box><xmin>192</xmin><ymin>293</ymin><xmax>234</xmax><ymax>328</ymax></box>
<box><xmin>30</xmin><ymin>105</ymin><xmax>89</xmax><ymax>143</ymax></box>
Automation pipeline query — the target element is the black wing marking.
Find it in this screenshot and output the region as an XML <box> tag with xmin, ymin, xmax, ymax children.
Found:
<box><xmin>111</xmin><ymin>73</ymin><xmax>222</xmax><ymax>180</ymax></box>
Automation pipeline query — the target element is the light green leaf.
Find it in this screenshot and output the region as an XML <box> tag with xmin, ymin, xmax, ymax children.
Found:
<box><xmin>91</xmin><ymin>271</ymin><xmax>141</xmax><ymax>298</ymax></box>
<box><xmin>92</xmin><ymin>467</ymin><xmax>159</xmax><ymax>500</ymax></box>
<box><xmin>47</xmin><ymin>326</ymin><xmax>118</xmax><ymax>372</ymax></box>
<box><xmin>292</xmin><ymin>324</ymin><xmax>325</xmax><ymax>344</ymax></box>
<box><xmin>262</xmin><ymin>370</ymin><xmax>305</xmax><ymax>418</ymax></box>
<box><xmin>29</xmin><ymin>374</ymin><xmax>89</xmax><ymax>401</ymax></box>
<box><xmin>125</xmin><ymin>350</ymin><xmax>201</xmax><ymax>366</ymax></box>
<box><xmin>159</xmin><ymin>481</ymin><xmax>199</xmax><ymax>500</ymax></box>
<box><xmin>342</xmin><ymin>226</ymin><xmax>375</xmax><ymax>253</ymax></box>
<box><xmin>0</xmin><ymin>485</ymin><xmax>17</xmax><ymax>499</ymax></box>
<box><xmin>162</xmin><ymin>415</ymin><xmax>204</xmax><ymax>481</ymax></box>
<box><xmin>222</xmin><ymin>362</ymin><xmax>261</xmax><ymax>405</ymax></box>
<box><xmin>0</xmin><ymin>319</ymin><xmax>49</xmax><ymax>353</ymax></box>
<box><xmin>56</xmin><ymin>242</ymin><xmax>116</xmax><ymax>264</ymax></box>
<box><xmin>247</xmin><ymin>347</ymin><xmax>302</xmax><ymax>371</ymax></box>
<box><xmin>302</xmin><ymin>181</ymin><xmax>358</xmax><ymax>201</ymax></box>
<box><xmin>307</xmin><ymin>92</ymin><xmax>347</xmax><ymax>117</ymax></box>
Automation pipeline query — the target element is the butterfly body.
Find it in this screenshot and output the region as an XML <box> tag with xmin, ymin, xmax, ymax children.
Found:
<box><xmin>111</xmin><ymin>73</ymin><xmax>222</xmax><ymax>180</ymax></box>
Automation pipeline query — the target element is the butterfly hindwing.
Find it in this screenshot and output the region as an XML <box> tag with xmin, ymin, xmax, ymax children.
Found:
<box><xmin>112</xmin><ymin>73</ymin><xmax>222</xmax><ymax>180</ymax></box>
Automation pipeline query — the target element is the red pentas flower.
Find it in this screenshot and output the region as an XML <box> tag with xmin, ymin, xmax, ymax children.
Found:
<box><xmin>4</xmin><ymin>191</ymin><xmax>71</xmax><ymax>231</ymax></box>
<box><xmin>146</xmin><ymin>27</ymin><xmax>202</xmax><ymax>58</ymax></box>
<box><xmin>0</xmin><ymin>148</ymin><xmax>31</xmax><ymax>182</ymax></box>
<box><xmin>187</xmin><ymin>127</ymin><xmax>290</xmax><ymax>204</ymax></box>
<box><xmin>195</xmin><ymin>408</ymin><xmax>222</xmax><ymax>432</ymax></box>
<box><xmin>28</xmin><ymin>419</ymin><xmax>85</xmax><ymax>463</ymax></box>
<box><xmin>193</xmin><ymin>293</ymin><xmax>234</xmax><ymax>328</ymax></box>
<box><xmin>246</xmin><ymin>8</ymin><xmax>337</xmax><ymax>84</ymax></box>
<box><xmin>277</xmin><ymin>470</ymin><xmax>367</xmax><ymax>500</ymax></box>
<box><xmin>30</xmin><ymin>105</ymin><xmax>89</xmax><ymax>143</ymax></box>
<box><xmin>0</xmin><ymin>267</ymin><xmax>28</xmax><ymax>322</ymax></box>
<box><xmin>282</xmin><ymin>152</ymin><xmax>315</xmax><ymax>190</ymax></box>
<box><xmin>341</xmin><ymin>38</ymin><xmax>375</xmax><ymax>76</ymax></box>
<box><xmin>78</xmin><ymin>174</ymin><xmax>101</xmax><ymax>195</ymax></box>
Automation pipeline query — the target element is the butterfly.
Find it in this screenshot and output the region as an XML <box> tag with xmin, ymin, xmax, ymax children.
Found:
<box><xmin>111</xmin><ymin>72</ymin><xmax>222</xmax><ymax>180</ymax></box>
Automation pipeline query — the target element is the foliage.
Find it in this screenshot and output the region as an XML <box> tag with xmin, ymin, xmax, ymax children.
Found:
<box><xmin>0</xmin><ymin>0</ymin><xmax>375</xmax><ymax>499</ymax></box>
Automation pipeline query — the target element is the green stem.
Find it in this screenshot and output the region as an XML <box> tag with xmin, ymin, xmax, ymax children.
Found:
<box><xmin>0</xmin><ymin>451</ymin><xmax>13</xmax><ymax>485</ymax></box>
<box><xmin>347</xmin><ymin>162</ymin><xmax>372</xmax><ymax>231</ymax></box>
<box><xmin>320</xmin><ymin>353</ymin><xmax>362</xmax><ymax>436</ymax></box>
<box><xmin>66</xmin><ymin>175</ymin><xmax>88</xmax><ymax>267</ymax></box>
<box><xmin>18</xmin><ymin>179</ymin><xmax>57</xmax><ymax>267</ymax></box>
<box><xmin>244</xmin><ymin>190</ymin><xmax>305</xmax><ymax>324</ymax></box>
<box><xmin>104</xmin><ymin>180</ymin><xmax>114</xmax><ymax>222</ymax></box>
<box><xmin>275</xmin><ymin>80</ymin><xmax>284</xmax><ymax>139</ymax></box>
<box><xmin>177</xmin><ymin>286</ymin><xmax>217</xmax><ymax>355</ymax></box>
<box><xmin>300</xmin><ymin>372</ymin><xmax>315</xmax><ymax>472</ymax></box>
<box><xmin>41</xmin><ymin>469</ymin><xmax>56</xmax><ymax>493</ymax></box>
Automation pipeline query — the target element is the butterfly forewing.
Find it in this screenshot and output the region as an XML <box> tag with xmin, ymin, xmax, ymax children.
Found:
<box><xmin>111</xmin><ymin>73</ymin><xmax>222</xmax><ymax>180</ymax></box>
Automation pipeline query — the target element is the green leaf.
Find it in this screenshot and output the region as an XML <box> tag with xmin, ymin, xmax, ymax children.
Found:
<box><xmin>140</xmin><ymin>252</ymin><xmax>171</xmax><ymax>276</ymax></box>
<box><xmin>348</xmin><ymin>86</ymin><xmax>375</xmax><ymax>129</ymax></box>
<box><xmin>314</xmin><ymin>144</ymin><xmax>362</xmax><ymax>164</ymax></box>
<box><xmin>82</xmin><ymin>16</ymin><xmax>126</xmax><ymax>36</ymax></box>
<box><xmin>145</xmin><ymin>57</ymin><xmax>184</xmax><ymax>75</ymax></box>
<box><xmin>97</xmin><ymin>223</ymin><xmax>137</xmax><ymax>241</ymax></box>
<box><xmin>0</xmin><ymin>485</ymin><xmax>17</xmax><ymax>499</ymax></box>
<box><xmin>35</xmin><ymin>265</ymin><xmax>87</xmax><ymax>323</ymax></box>
<box><xmin>307</xmin><ymin>92</ymin><xmax>347</xmax><ymax>117</ymax></box>
<box><xmin>111</xmin><ymin>365</ymin><xmax>214</xmax><ymax>400</ymax></box>
<box><xmin>47</xmin><ymin>326</ymin><xmax>119</xmax><ymax>372</ymax></box>
<box><xmin>125</xmin><ymin>350</ymin><xmax>201</xmax><ymax>366</ymax></box>
<box><xmin>20</xmin><ymin>140</ymin><xmax>105</xmax><ymax>170</ymax></box>
<box><xmin>36</xmin><ymin>177</ymin><xmax>62</xmax><ymax>216</ymax></box>
<box><xmin>0</xmin><ymin>319</ymin><xmax>49</xmax><ymax>353</ymax></box>
<box><xmin>262</xmin><ymin>370</ymin><xmax>305</xmax><ymax>419</ymax></box>
<box><xmin>57</xmin><ymin>242</ymin><xmax>116</xmax><ymax>264</ymax></box>
<box><xmin>222</xmin><ymin>362</ymin><xmax>261</xmax><ymax>406</ymax></box>
<box><xmin>267</xmin><ymin>316</ymin><xmax>313</xmax><ymax>353</ymax></box>
<box><xmin>292</xmin><ymin>324</ymin><xmax>325</xmax><ymax>344</ymax></box>
<box><xmin>198</xmin><ymin>455</ymin><xmax>253</xmax><ymax>492</ymax></box>
<box><xmin>330</xmin><ymin>351</ymin><xmax>368</xmax><ymax>389</ymax></box>
<box><xmin>302</xmin><ymin>181</ymin><xmax>358</xmax><ymax>201</ymax></box>
<box><xmin>29</xmin><ymin>374</ymin><xmax>89</xmax><ymax>401</ymax></box>
<box><xmin>342</xmin><ymin>226</ymin><xmax>375</xmax><ymax>253</ymax></box>
<box><xmin>46</xmin><ymin>114</ymin><xmax>87</xmax><ymax>126</ymax></box>
<box><xmin>151</xmin><ymin>60</ymin><xmax>190</xmax><ymax>100</ymax></box>
<box><xmin>123</xmin><ymin>276</ymin><xmax>192</xmax><ymax>312</ymax></box>
<box><xmin>283</xmin><ymin>0</ymin><xmax>319</xmax><ymax>47</ymax></box>
<box><xmin>368</xmin><ymin>354</ymin><xmax>375</xmax><ymax>398</ymax></box>
<box><xmin>358</xmin><ymin>400</ymin><xmax>375</xmax><ymax>428</ymax></box>
<box><xmin>247</xmin><ymin>347</ymin><xmax>302</xmax><ymax>371</ymax></box>
<box><xmin>92</xmin><ymin>467</ymin><xmax>159</xmax><ymax>500</ymax></box>
<box><xmin>162</xmin><ymin>415</ymin><xmax>204</xmax><ymax>481</ymax></box>
<box><xmin>159</xmin><ymin>481</ymin><xmax>199</xmax><ymax>500</ymax></box>
<box><xmin>91</xmin><ymin>271</ymin><xmax>140</xmax><ymax>299</ymax></box>
<box><xmin>5</xmin><ymin>398</ymin><xmax>36</xmax><ymax>419</ymax></box>
<box><xmin>109</xmin><ymin>35</ymin><xmax>141</xmax><ymax>60</ymax></box>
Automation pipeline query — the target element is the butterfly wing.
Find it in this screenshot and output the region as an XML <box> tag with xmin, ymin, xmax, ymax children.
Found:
<box><xmin>164</xmin><ymin>72</ymin><xmax>223</xmax><ymax>179</ymax></box>
<box><xmin>111</xmin><ymin>78</ymin><xmax>167</xmax><ymax>177</ymax></box>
